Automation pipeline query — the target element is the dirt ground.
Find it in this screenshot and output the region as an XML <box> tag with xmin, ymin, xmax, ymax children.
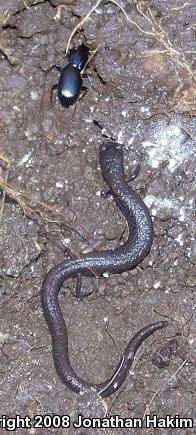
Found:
<box><xmin>0</xmin><ymin>0</ymin><xmax>195</xmax><ymax>434</ymax></box>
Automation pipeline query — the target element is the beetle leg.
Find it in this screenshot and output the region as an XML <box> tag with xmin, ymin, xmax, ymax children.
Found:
<box><xmin>50</xmin><ymin>83</ymin><xmax>58</xmax><ymax>104</ymax></box>
<box><xmin>81</xmin><ymin>85</ymin><xmax>88</xmax><ymax>92</ymax></box>
<box><xmin>49</xmin><ymin>64</ymin><xmax>62</xmax><ymax>73</ymax></box>
<box><xmin>77</xmin><ymin>86</ymin><xmax>88</xmax><ymax>103</ymax></box>
<box><xmin>54</xmin><ymin>65</ymin><xmax>62</xmax><ymax>73</ymax></box>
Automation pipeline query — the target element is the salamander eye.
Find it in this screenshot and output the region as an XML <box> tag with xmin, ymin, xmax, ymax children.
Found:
<box><xmin>100</xmin><ymin>143</ymin><xmax>107</xmax><ymax>151</ymax></box>
<box><xmin>115</xmin><ymin>143</ymin><xmax>122</xmax><ymax>150</ymax></box>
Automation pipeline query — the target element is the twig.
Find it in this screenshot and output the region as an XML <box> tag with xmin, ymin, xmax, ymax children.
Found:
<box><xmin>66</xmin><ymin>0</ymin><xmax>102</xmax><ymax>54</ymax></box>
<box><xmin>66</xmin><ymin>0</ymin><xmax>155</xmax><ymax>54</ymax></box>
<box><xmin>136</xmin><ymin>1</ymin><xmax>196</xmax><ymax>83</ymax></box>
<box><xmin>110</xmin><ymin>0</ymin><xmax>154</xmax><ymax>36</ymax></box>
<box><xmin>142</xmin><ymin>359</ymin><xmax>187</xmax><ymax>420</ymax></box>
<box><xmin>81</xmin><ymin>47</ymin><xmax>98</xmax><ymax>75</ymax></box>
<box><xmin>170</xmin><ymin>3</ymin><xmax>191</xmax><ymax>12</ymax></box>
<box><xmin>0</xmin><ymin>154</ymin><xmax>11</xmax><ymax>223</ymax></box>
<box><xmin>0</xmin><ymin>176</ymin><xmax>67</xmax><ymax>223</ymax></box>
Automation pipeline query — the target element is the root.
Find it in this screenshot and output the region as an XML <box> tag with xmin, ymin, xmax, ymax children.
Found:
<box><xmin>136</xmin><ymin>1</ymin><xmax>195</xmax><ymax>83</ymax></box>
<box><xmin>143</xmin><ymin>359</ymin><xmax>187</xmax><ymax>420</ymax></box>
<box><xmin>65</xmin><ymin>0</ymin><xmax>154</xmax><ymax>54</ymax></box>
<box><xmin>66</xmin><ymin>0</ymin><xmax>103</xmax><ymax>54</ymax></box>
<box><xmin>65</xmin><ymin>0</ymin><xmax>195</xmax><ymax>113</ymax></box>
<box><xmin>0</xmin><ymin>164</ymin><xmax>69</xmax><ymax>224</ymax></box>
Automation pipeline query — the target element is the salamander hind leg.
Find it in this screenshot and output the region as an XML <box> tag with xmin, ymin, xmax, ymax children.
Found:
<box><xmin>75</xmin><ymin>274</ymin><xmax>93</xmax><ymax>299</ymax></box>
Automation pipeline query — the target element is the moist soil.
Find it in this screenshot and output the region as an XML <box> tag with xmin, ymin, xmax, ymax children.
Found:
<box><xmin>0</xmin><ymin>1</ymin><xmax>195</xmax><ymax>434</ymax></box>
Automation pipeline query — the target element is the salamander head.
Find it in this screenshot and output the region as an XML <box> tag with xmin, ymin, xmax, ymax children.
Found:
<box><xmin>99</xmin><ymin>142</ymin><xmax>123</xmax><ymax>163</ymax></box>
<box><xmin>99</xmin><ymin>142</ymin><xmax>125</xmax><ymax>183</ymax></box>
<box><xmin>100</xmin><ymin>141</ymin><xmax>122</xmax><ymax>153</ymax></box>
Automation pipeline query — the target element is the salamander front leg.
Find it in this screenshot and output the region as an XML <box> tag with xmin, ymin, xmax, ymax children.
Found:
<box><xmin>101</xmin><ymin>164</ymin><xmax>141</xmax><ymax>198</ymax></box>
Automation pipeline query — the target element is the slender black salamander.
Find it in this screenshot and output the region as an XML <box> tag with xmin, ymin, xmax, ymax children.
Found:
<box><xmin>41</xmin><ymin>142</ymin><xmax>167</xmax><ymax>397</ymax></box>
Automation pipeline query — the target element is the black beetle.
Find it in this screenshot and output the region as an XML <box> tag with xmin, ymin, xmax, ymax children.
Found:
<box><xmin>51</xmin><ymin>43</ymin><xmax>90</xmax><ymax>108</ymax></box>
